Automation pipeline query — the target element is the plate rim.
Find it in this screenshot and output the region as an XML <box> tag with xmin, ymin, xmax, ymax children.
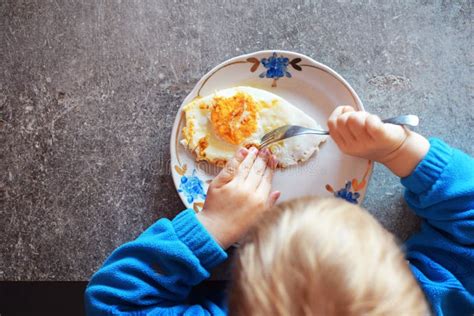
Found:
<box><xmin>169</xmin><ymin>50</ymin><xmax>373</xmax><ymax>209</ymax></box>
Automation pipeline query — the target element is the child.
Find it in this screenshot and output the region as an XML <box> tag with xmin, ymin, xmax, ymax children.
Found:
<box><xmin>85</xmin><ymin>106</ymin><xmax>473</xmax><ymax>315</ymax></box>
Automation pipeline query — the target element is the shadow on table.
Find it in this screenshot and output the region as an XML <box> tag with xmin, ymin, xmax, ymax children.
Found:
<box><xmin>0</xmin><ymin>280</ymin><xmax>228</xmax><ymax>315</ymax></box>
<box><xmin>0</xmin><ymin>282</ymin><xmax>87</xmax><ymax>316</ymax></box>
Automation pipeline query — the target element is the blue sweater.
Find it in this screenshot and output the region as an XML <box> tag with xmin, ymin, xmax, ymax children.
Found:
<box><xmin>85</xmin><ymin>139</ymin><xmax>474</xmax><ymax>315</ymax></box>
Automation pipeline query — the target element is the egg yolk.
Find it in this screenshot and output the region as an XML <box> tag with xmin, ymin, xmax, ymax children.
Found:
<box><xmin>210</xmin><ymin>92</ymin><xmax>258</xmax><ymax>145</ymax></box>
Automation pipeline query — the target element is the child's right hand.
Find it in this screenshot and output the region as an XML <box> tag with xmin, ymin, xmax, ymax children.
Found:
<box><xmin>328</xmin><ymin>105</ymin><xmax>430</xmax><ymax>177</ymax></box>
<box><xmin>327</xmin><ymin>106</ymin><xmax>408</xmax><ymax>163</ymax></box>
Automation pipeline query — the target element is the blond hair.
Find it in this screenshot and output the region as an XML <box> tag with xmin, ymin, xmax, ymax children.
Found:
<box><xmin>229</xmin><ymin>197</ymin><xmax>429</xmax><ymax>316</ymax></box>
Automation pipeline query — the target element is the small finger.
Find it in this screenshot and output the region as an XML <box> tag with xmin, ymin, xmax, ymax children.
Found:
<box><xmin>328</xmin><ymin>118</ymin><xmax>347</xmax><ymax>148</ymax></box>
<box><xmin>341</xmin><ymin>105</ymin><xmax>356</xmax><ymax>114</ymax></box>
<box><xmin>328</xmin><ymin>105</ymin><xmax>355</xmax><ymax>123</ymax></box>
<box><xmin>269</xmin><ymin>154</ymin><xmax>278</xmax><ymax>169</ymax></box>
<box><xmin>212</xmin><ymin>147</ymin><xmax>248</xmax><ymax>187</ymax></box>
<box><xmin>256</xmin><ymin>159</ymin><xmax>275</xmax><ymax>196</ymax></box>
<box><xmin>347</xmin><ymin>111</ymin><xmax>371</xmax><ymax>140</ymax></box>
<box><xmin>236</xmin><ymin>146</ymin><xmax>259</xmax><ymax>180</ymax></box>
<box><xmin>266</xmin><ymin>191</ymin><xmax>281</xmax><ymax>208</ymax></box>
<box><xmin>246</xmin><ymin>148</ymin><xmax>271</xmax><ymax>187</ymax></box>
<box><xmin>336</xmin><ymin>112</ymin><xmax>357</xmax><ymax>143</ymax></box>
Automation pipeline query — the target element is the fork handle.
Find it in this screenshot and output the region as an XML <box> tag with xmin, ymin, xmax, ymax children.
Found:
<box><xmin>301</xmin><ymin>114</ymin><xmax>418</xmax><ymax>136</ymax></box>
<box><xmin>381</xmin><ymin>115</ymin><xmax>419</xmax><ymax>127</ymax></box>
<box><xmin>295</xmin><ymin>130</ymin><xmax>329</xmax><ymax>136</ymax></box>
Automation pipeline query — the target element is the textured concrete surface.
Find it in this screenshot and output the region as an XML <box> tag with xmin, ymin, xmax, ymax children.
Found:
<box><xmin>1</xmin><ymin>0</ymin><xmax>472</xmax><ymax>280</ymax></box>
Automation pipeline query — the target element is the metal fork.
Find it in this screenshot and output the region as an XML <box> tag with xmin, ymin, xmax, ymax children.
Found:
<box><xmin>260</xmin><ymin>115</ymin><xmax>419</xmax><ymax>148</ymax></box>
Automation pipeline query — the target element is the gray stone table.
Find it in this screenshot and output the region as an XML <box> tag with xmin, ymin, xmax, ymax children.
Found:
<box><xmin>1</xmin><ymin>0</ymin><xmax>472</xmax><ymax>280</ymax></box>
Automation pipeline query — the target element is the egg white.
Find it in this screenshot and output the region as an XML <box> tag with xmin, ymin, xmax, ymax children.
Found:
<box><xmin>181</xmin><ymin>86</ymin><xmax>327</xmax><ymax>168</ymax></box>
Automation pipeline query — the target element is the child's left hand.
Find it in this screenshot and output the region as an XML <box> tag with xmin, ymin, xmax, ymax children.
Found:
<box><xmin>197</xmin><ymin>147</ymin><xmax>280</xmax><ymax>249</ymax></box>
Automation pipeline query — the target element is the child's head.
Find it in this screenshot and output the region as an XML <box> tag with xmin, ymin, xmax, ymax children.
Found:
<box><xmin>229</xmin><ymin>197</ymin><xmax>429</xmax><ymax>316</ymax></box>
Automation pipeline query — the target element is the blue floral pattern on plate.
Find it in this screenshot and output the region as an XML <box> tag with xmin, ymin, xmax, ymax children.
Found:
<box><xmin>325</xmin><ymin>161</ymin><xmax>372</xmax><ymax>204</ymax></box>
<box><xmin>333</xmin><ymin>181</ymin><xmax>360</xmax><ymax>204</ymax></box>
<box><xmin>260</xmin><ymin>53</ymin><xmax>291</xmax><ymax>79</ymax></box>
<box><xmin>246</xmin><ymin>52</ymin><xmax>302</xmax><ymax>87</ymax></box>
<box><xmin>178</xmin><ymin>169</ymin><xmax>206</xmax><ymax>204</ymax></box>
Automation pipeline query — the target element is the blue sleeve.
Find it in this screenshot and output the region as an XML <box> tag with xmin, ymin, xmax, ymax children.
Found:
<box><xmin>84</xmin><ymin>209</ymin><xmax>228</xmax><ymax>316</ymax></box>
<box><xmin>401</xmin><ymin>138</ymin><xmax>474</xmax><ymax>315</ymax></box>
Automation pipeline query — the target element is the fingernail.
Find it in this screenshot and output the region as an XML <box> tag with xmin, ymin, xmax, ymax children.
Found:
<box><xmin>239</xmin><ymin>148</ymin><xmax>248</xmax><ymax>156</ymax></box>
<box><xmin>270</xmin><ymin>191</ymin><xmax>281</xmax><ymax>206</ymax></box>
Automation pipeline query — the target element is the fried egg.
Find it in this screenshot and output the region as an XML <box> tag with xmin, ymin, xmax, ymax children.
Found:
<box><xmin>181</xmin><ymin>86</ymin><xmax>327</xmax><ymax>168</ymax></box>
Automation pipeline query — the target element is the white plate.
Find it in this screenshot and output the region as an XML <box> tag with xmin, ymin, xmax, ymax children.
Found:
<box><xmin>170</xmin><ymin>50</ymin><xmax>373</xmax><ymax>212</ymax></box>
